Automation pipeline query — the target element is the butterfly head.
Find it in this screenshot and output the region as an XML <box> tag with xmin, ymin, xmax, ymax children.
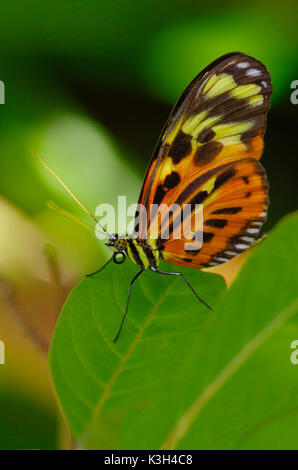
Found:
<box><xmin>105</xmin><ymin>234</ymin><xmax>127</xmax><ymax>264</ymax></box>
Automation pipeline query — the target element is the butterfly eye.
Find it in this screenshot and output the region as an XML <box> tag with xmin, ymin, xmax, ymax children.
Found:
<box><xmin>113</xmin><ymin>252</ymin><xmax>126</xmax><ymax>265</ymax></box>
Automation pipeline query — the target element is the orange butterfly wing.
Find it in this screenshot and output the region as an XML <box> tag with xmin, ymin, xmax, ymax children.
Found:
<box><xmin>159</xmin><ymin>156</ymin><xmax>269</xmax><ymax>268</ymax></box>
<box><xmin>134</xmin><ymin>52</ymin><xmax>272</xmax><ymax>268</ymax></box>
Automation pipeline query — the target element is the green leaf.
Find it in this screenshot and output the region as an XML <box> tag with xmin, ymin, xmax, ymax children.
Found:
<box><xmin>49</xmin><ymin>258</ymin><xmax>226</xmax><ymax>447</ymax></box>
<box><xmin>50</xmin><ymin>212</ymin><xmax>298</xmax><ymax>449</ymax></box>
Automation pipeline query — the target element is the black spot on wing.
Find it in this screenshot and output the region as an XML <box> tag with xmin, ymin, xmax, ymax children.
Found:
<box><xmin>152</xmin><ymin>171</ymin><xmax>181</xmax><ymax>207</ymax></box>
<box><xmin>189</xmin><ymin>190</ymin><xmax>208</xmax><ymax>206</ymax></box>
<box><xmin>197</xmin><ymin>128</ymin><xmax>216</xmax><ymax>144</ymax></box>
<box><xmin>212</xmin><ymin>206</ymin><xmax>242</xmax><ymax>214</ymax></box>
<box><xmin>163</xmin><ymin>171</ymin><xmax>181</xmax><ymax>189</ymax></box>
<box><xmin>192</xmin><ymin>231</ymin><xmax>214</xmax><ymax>243</ymax></box>
<box><xmin>194</xmin><ymin>140</ymin><xmax>223</xmax><ymax>165</ymax></box>
<box><xmin>213</xmin><ymin>168</ymin><xmax>236</xmax><ymax>191</ymax></box>
<box><xmin>205</xmin><ymin>218</ymin><xmax>228</xmax><ymax>228</ymax></box>
<box><xmin>153</xmin><ymin>185</ymin><xmax>166</xmax><ymax>205</ymax></box>
<box><xmin>169</xmin><ymin>131</ymin><xmax>192</xmax><ymax>164</ymax></box>
<box><xmin>183</xmin><ymin>258</ymin><xmax>193</xmax><ymax>263</ymax></box>
<box><xmin>203</xmin><ymin>232</ymin><xmax>215</xmax><ymax>242</ymax></box>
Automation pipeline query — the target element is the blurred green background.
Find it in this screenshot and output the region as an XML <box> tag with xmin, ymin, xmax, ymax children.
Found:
<box><xmin>0</xmin><ymin>0</ymin><xmax>297</xmax><ymax>449</ymax></box>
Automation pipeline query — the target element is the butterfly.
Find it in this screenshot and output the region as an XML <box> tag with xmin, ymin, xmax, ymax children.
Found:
<box><xmin>34</xmin><ymin>52</ymin><xmax>272</xmax><ymax>342</ymax></box>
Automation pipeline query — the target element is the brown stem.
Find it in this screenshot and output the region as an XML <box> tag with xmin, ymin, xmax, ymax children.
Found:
<box><xmin>0</xmin><ymin>278</ymin><xmax>49</xmax><ymax>354</ymax></box>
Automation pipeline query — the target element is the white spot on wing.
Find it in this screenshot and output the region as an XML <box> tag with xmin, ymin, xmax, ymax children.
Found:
<box><xmin>235</xmin><ymin>243</ymin><xmax>249</xmax><ymax>251</ymax></box>
<box><xmin>241</xmin><ymin>236</ymin><xmax>255</xmax><ymax>243</ymax></box>
<box><xmin>237</xmin><ymin>62</ymin><xmax>249</xmax><ymax>69</ymax></box>
<box><xmin>225</xmin><ymin>250</ymin><xmax>238</xmax><ymax>257</ymax></box>
<box><xmin>247</xmin><ymin>227</ymin><xmax>259</xmax><ymax>234</ymax></box>
<box><xmin>215</xmin><ymin>257</ymin><xmax>229</xmax><ymax>263</ymax></box>
<box><xmin>246</xmin><ymin>68</ymin><xmax>261</xmax><ymax>77</ymax></box>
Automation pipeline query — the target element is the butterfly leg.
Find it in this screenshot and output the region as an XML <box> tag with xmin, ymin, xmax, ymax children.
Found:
<box><xmin>150</xmin><ymin>267</ymin><xmax>213</xmax><ymax>311</ymax></box>
<box><xmin>86</xmin><ymin>255</ymin><xmax>114</xmax><ymax>277</ymax></box>
<box><xmin>113</xmin><ymin>268</ymin><xmax>144</xmax><ymax>343</ymax></box>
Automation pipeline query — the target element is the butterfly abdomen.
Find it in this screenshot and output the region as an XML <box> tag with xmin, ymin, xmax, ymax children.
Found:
<box><xmin>125</xmin><ymin>236</ymin><xmax>161</xmax><ymax>269</ymax></box>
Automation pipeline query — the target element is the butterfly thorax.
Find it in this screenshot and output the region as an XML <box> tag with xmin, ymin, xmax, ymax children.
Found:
<box><xmin>106</xmin><ymin>234</ymin><xmax>162</xmax><ymax>269</ymax></box>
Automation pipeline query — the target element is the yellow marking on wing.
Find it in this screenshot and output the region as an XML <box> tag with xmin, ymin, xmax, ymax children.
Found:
<box><xmin>190</xmin><ymin>140</ymin><xmax>198</xmax><ymax>154</ymax></box>
<box><xmin>248</xmin><ymin>94</ymin><xmax>264</xmax><ymax>107</ymax></box>
<box><xmin>182</xmin><ymin>111</ymin><xmax>207</xmax><ymax>134</ymax></box>
<box><xmin>202</xmin><ymin>74</ymin><xmax>218</xmax><ymax>93</ymax></box>
<box><xmin>218</xmin><ymin>135</ymin><xmax>242</xmax><ymax>145</ymax></box>
<box><xmin>195</xmin><ymin>72</ymin><xmax>209</xmax><ymax>98</ymax></box>
<box><xmin>159</xmin><ymin>157</ymin><xmax>176</xmax><ymax>181</ymax></box>
<box><xmin>201</xmin><ymin>187</ymin><xmax>219</xmax><ymax>206</ymax></box>
<box><xmin>213</xmin><ymin>121</ymin><xmax>253</xmax><ymax>139</ymax></box>
<box><xmin>195</xmin><ymin>116</ymin><xmax>221</xmax><ymax>138</ymax></box>
<box><xmin>183</xmin><ymin>114</ymin><xmax>221</xmax><ymax>141</ymax></box>
<box><xmin>205</xmin><ymin>73</ymin><xmax>237</xmax><ymax>98</ymax></box>
<box><xmin>230</xmin><ymin>83</ymin><xmax>261</xmax><ymax>99</ymax></box>
<box><xmin>188</xmin><ymin>176</ymin><xmax>219</xmax><ymax>208</ymax></box>
<box><xmin>166</xmin><ymin>117</ymin><xmax>183</xmax><ymax>145</ymax></box>
<box><xmin>201</xmin><ymin>176</ymin><xmax>217</xmax><ymax>195</ymax></box>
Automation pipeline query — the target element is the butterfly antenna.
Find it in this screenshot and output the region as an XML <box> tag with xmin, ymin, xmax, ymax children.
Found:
<box><xmin>32</xmin><ymin>150</ymin><xmax>110</xmax><ymax>237</ymax></box>
<box><xmin>47</xmin><ymin>200</ymin><xmax>107</xmax><ymax>238</ymax></box>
